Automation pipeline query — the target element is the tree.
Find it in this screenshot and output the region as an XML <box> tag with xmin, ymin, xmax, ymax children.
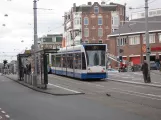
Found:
<box><xmin>3</xmin><ymin>60</ymin><xmax>8</xmax><ymax>68</ymax></box>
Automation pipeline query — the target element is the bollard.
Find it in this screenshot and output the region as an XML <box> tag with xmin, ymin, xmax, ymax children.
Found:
<box><xmin>24</xmin><ymin>74</ymin><xmax>27</xmax><ymax>83</ymax></box>
<box><xmin>29</xmin><ymin>75</ymin><xmax>32</xmax><ymax>85</ymax></box>
<box><xmin>27</xmin><ymin>75</ymin><xmax>29</xmax><ymax>84</ymax></box>
<box><xmin>32</xmin><ymin>75</ymin><xmax>37</xmax><ymax>87</ymax></box>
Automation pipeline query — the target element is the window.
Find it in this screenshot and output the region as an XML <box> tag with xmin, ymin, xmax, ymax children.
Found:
<box><xmin>98</xmin><ymin>17</ymin><xmax>103</xmax><ymax>25</ymax></box>
<box><xmin>85</xmin><ymin>40</ymin><xmax>89</xmax><ymax>43</ymax></box>
<box><xmin>129</xmin><ymin>36</ymin><xmax>140</xmax><ymax>45</ymax></box>
<box><xmin>84</xmin><ymin>17</ymin><xmax>88</xmax><ymax>25</ymax></box>
<box><xmin>120</xmin><ymin>7</ymin><xmax>122</xmax><ymax>15</ymax></box>
<box><xmin>159</xmin><ymin>34</ymin><xmax>161</xmax><ymax>42</ymax></box>
<box><xmin>112</xmin><ymin>16</ymin><xmax>119</xmax><ymax>26</ymax></box>
<box><xmin>75</xmin><ymin>18</ymin><xmax>80</xmax><ymax>25</ymax></box>
<box><xmin>143</xmin><ymin>34</ymin><xmax>155</xmax><ymax>44</ymax></box>
<box><xmin>112</xmin><ymin>29</ymin><xmax>118</xmax><ymax>32</ymax></box>
<box><xmin>117</xmin><ymin>37</ymin><xmax>127</xmax><ymax>46</ymax></box>
<box><xmin>157</xmin><ymin>10</ymin><xmax>161</xmax><ymax>15</ymax></box>
<box><xmin>85</xmin><ymin>46</ymin><xmax>106</xmax><ymax>66</ymax></box>
<box><xmin>99</xmin><ymin>40</ymin><xmax>103</xmax><ymax>43</ymax></box>
<box><xmin>84</xmin><ymin>28</ymin><xmax>89</xmax><ymax>37</ymax></box>
<box><xmin>149</xmin><ymin>12</ymin><xmax>153</xmax><ymax>16</ymax></box>
<box><xmin>98</xmin><ymin>28</ymin><xmax>103</xmax><ymax>37</ymax></box>
<box><xmin>94</xmin><ymin>6</ymin><xmax>99</xmax><ymax>13</ymax></box>
<box><xmin>56</xmin><ymin>37</ymin><xmax>62</xmax><ymax>42</ymax></box>
<box><xmin>75</xmin><ymin>53</ymin><xmax>81</xmax><ymax>69</ymax></box>
<box><xmin>149</xmin><ymin>34</ymin><xmax>155</xmax><ymax>43</ymax></box>
<box><xmin>141</xmin><ymin>13</ymin><xmax>145</xmax><ymax>17</ymax></box>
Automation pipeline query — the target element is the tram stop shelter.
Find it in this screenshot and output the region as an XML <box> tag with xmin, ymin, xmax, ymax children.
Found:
<box><xmin>17</xmin><ymin>49</ymin><xmax>58</xmax><ymax>89</ymax></box>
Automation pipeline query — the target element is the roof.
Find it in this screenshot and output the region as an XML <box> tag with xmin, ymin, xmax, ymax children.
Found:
<box><xmin>109</xmin><ymin>16</ymin><xmax>161</xmax><ymax>37</ymax></box>
<box><xmin>74</xmin><ymin>3</ymin><xmax>118</xmax><ymax>12</ymax></box>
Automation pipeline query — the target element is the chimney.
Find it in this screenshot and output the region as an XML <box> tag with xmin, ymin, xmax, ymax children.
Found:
<box><xmin>101</xmin><ymin>1</ymin><xmax>106</xmax><ymax>5</ymax></box>
<box><xmin>88</xmin><ymin>2</ymin><xmax>92</xmax><ymax>5</ymax></box>
<box><xmin>73</xmin><ymin>3</ymin><xmax>76</xmax><ymax>12</ymax></box>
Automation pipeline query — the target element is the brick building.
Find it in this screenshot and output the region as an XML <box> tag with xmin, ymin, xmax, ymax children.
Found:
<box><xmin>63</xmin><ymin>1</ymin><xmax>126</xmax><ymax>47</ymax></box>
<box><xmin>108</xmin><ymin>16</ymin><xmax>161</xmax><ymax>67</ymax></box>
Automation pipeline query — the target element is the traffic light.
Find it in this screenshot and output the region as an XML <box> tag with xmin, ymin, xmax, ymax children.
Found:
<box><xmin>119</xmin><ymin>56</ymin><xmax>123</xmax><ymax>62</ymax></box>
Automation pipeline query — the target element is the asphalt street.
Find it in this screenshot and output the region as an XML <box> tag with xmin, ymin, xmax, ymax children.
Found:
<box><xmin>47</xmin><ymin>74</ymin><xmax>161</xmax><ymax>120</ymax></box>
<box><xmin>0</xmin><ymin>75</ymin><xmax>150</xmax><ymax>120</ymax></box>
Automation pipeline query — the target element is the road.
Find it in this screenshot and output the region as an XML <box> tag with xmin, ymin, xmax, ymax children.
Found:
<box><xmin>47</xmin><ymin>74</ymin><xmax>161</xmax><ymax>120</ymax></box>
<box><xmin>0</xmin><ymin>75</ymin><xmax>150</xmax><ymax>120</ymax></box>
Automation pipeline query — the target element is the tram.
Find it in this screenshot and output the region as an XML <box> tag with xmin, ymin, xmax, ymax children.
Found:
<box><xmin>50</xmin><ymin>44</ymin><xmax>108</xmax><ymax>80</ymax></box>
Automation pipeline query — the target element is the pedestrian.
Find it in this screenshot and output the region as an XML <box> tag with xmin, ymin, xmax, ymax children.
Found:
<box><xmin>141</xmin><ymin>60</ymin><xmax>151</xmax><ymax>83</ymax></box>
<box><xmin>155</xmin><ymin>57</ymin><xmax>161</xmax><ymax>70</ymax></box>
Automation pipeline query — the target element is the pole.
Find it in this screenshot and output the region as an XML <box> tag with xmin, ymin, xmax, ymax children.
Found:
<box><xmin>145</xmin><ymin>0</ymin><xmax>151</xmax><ymax>82</ymax></box>
<box><xmin>33</xmin><ymin>0</ymin><xmax>38</xmax><ymax>85</ymax></box>
<box><xmin>118</xmin><ymin>23</ymin><xmax>121</xmax><ymax>70</ymax></box>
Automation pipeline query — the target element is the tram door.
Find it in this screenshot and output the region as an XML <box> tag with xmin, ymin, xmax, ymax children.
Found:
<box><xmin>74</xmin><ymin>53</ymin><xmax>81</xmax><ymax>78</ymax></box>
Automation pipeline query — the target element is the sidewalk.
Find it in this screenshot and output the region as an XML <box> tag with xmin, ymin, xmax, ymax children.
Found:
<box><xmin>4</xmin><ymin>74</ymin><xmax>84</xmax><ymax>96</ymax></box>
<box><xmin>151</xmin><ymin>70</ymin><xmax>161</xmax><ymax>76</ymax></box>
<box><xmin>107</xmin><ymin>78</ymin><xmax>161</xmax><ymax>88</ymax></box>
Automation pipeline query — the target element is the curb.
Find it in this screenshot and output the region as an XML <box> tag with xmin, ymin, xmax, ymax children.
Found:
<box><xmin>107</xmin><ymin>78</ymin><xmax>161</xmax><ymax>88</ymax></box>
<box><xmin>151</xmin><ymin>71</ymin><xmax>161</xmax><ymax>76</ymax></box>
<box><xmin>4</xmin><ymin>76</ymin><xmax>85</xmax><ymax>96</ymax></box>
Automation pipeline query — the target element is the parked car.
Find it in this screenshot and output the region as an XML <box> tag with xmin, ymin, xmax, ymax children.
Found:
<box><xmin>150</xmin><ymin>61</ymin><xmax>157</xmax><ymax>70</ymax></box>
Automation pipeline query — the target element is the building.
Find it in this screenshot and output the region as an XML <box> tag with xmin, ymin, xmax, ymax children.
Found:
<box><xmin>108</xmin><ymin>16</ymin><xmax>161</xmax><ymax>67</ymax></box>
<box><xmin>38</xmin><ymin>33</ymin><xmax>63</xmax><ymax>49</ymax></box>
<box><xmin>63</xmin><ymin>1</ymin><xmax>126</xmax><ymax>47</ymax></box>
<box><xmin>131</xmin><ymin>8</ymin><xmax>161</xmax><ymax>20</ymax></box>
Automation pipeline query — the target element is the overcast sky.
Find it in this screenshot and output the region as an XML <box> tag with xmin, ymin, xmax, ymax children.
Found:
<box><xmin>0</xmin><ymin>0</ymin><xmax>160</xmax><ymax>62</ymax></box>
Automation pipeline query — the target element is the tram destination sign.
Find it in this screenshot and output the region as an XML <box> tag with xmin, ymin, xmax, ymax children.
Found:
<box><xmin>84</xmin><ymin>45</ymin><xmax>106</xmax><ymax>51</ymax></box>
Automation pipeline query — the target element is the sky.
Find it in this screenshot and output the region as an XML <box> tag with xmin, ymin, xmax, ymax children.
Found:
<box><xmin>0</xmin><ymin>0</ymin><xmax>160</xmax><ymax>62</ymax></box>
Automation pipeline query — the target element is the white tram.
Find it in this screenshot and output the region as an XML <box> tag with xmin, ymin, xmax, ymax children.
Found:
<box><xmin>50</xmin><ymin>44</ymin><xmax>108</xmax><ymax>80</ymax></box>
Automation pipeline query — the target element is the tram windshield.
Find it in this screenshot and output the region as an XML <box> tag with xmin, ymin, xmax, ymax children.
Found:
<box><xmin>85</xmin><ymin>45</ymin><xmax>106</xmax><ymax>66</ymax></box>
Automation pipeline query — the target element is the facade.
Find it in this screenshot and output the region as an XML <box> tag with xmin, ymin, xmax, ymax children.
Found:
<box><xmin>63</xmin><ymin>1</ymin><xmax>126</xmax><ymax>47</ymax></box>
<box><xmin>38</xmin><ymin>34</ymin><xmax>63</xmax><ymax>49</ymax></box>
<box><xmin>108</xmin><ymin>16</ymin><xmax>161</xmax><ymax>67</ymax></box>
<box><xmin>131</xmin><ymin>8</ymin><xmax>161</xmax><ymax>20</ymax></box>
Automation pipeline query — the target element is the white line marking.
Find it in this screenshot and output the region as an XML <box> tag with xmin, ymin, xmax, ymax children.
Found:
<box><xmin>5</xmin><ymin>115</ymin><xmax>10</xmax><ymax>118</ymax></box>
<box><xmin>0</xmin><ymin>108</ymin><xmax>1</xmax><ymax>110</ymax></box>
<box><xmin>48</xmin><ymin>83</ymin><xmax>81</xmax><ymax>94</ymax></box>
<box><xmin>0</xmin><ymin>116</ymin><xmax>2</xmax><ymax>119</ymax></box>
<box><xmin>1</xmin><ymin>111</ymin><xmax>5</xmax><ymax>114</ymax></box>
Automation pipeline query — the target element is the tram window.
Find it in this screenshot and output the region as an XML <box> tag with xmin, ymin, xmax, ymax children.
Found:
<box><xmin>55</xmin><ymin>55</ymin><xmax>61</xmax><ymax>67</ymax></box>
<box><xmin>82</xmin><ymin>53</ymin><xmax>86</xmax><ymax>69</ymax></box>
<box><xmin>67</xmin><ymin>54</ymin><xmax>73</xmax><ymax>69</ymax></box>
<box><xmin>75</xmin><ymin>53</ymin><xmax>81</xmax><ymax>69</ymax></box>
